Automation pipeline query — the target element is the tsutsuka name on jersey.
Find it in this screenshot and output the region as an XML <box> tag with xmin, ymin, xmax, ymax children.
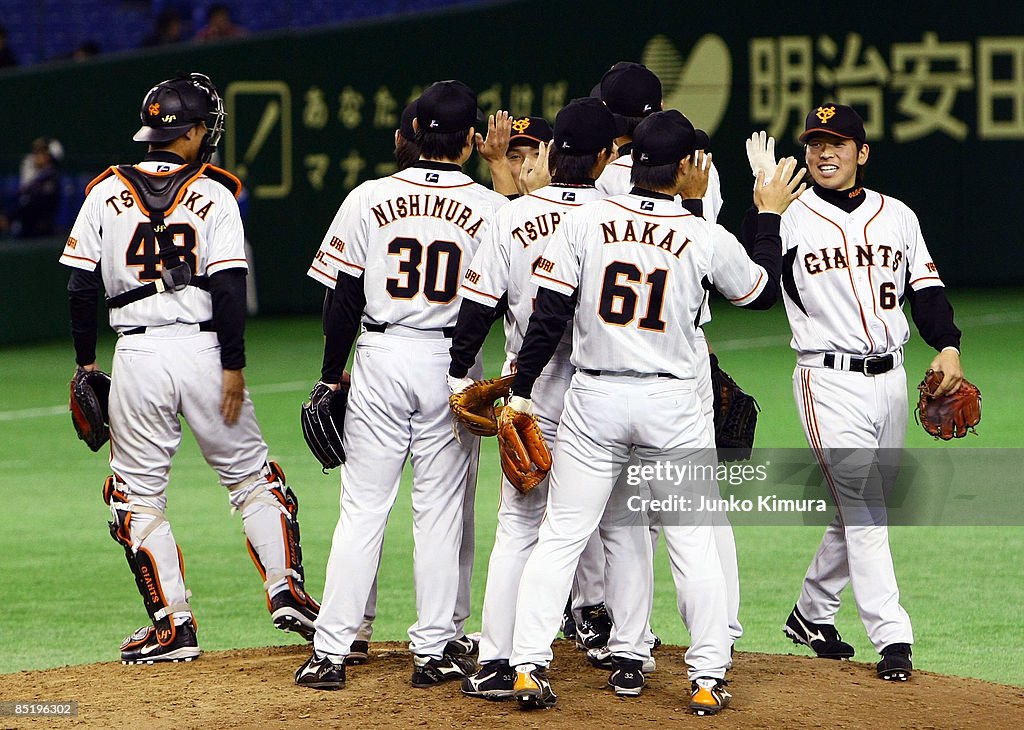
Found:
<box><xmin>600</xmin><ymin>219</ymin><xmax>691</xmax><ymax>258</ymax></box>
<box><xmin>511</xmin><ymin>212</ymin><xmax>562</xmax><ymax>247</ymax></box>
<box><xmin>804</xmin><ymin>243</ymin><xmax>903</xmax><ymax>275</ymax></box>
<box><xmin>370</xmin><ymin>194</ymin><xmax>484</xmax><ymax>236</ymax></box>
<box><xmin>104</xmin><ymin>186</ymin><xmax>216</xmax><ymax>220</ymax></box>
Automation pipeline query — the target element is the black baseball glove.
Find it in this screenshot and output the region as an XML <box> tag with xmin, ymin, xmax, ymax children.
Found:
<box><xmin>300</xmin><ymin>381</ymin><xmax>347</xmax><ymax>470</ymax></box>
<box><xmin>710</xmin><ymin>354</ymin><xmax>759</xmax><ymax>462</ymax></box>
<box><xmin>69</xmin><ymin>366</ymin><xmax>111</xmax><ymax>452</ymax></box>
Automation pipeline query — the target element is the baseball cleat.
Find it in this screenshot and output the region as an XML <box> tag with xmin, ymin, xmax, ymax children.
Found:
<box><xmin>461</xmin><ymin>660</ymin><xmax>516</xmax><ymax>700</ymax></box>
<box><xmin>295</xmin><ymin>650</ymin><xmax>346</xmax><ymax>690</ymax></box>
<box><xmin>607</xmin><ymin>657</ymin><xmax>646</xmax><ymax>697</ymax></box>
<box><xmin>513</xmin><ymin>664</ymin><xmax>557</xmax><ymax>709</ymax></box>
<box><xmin>445</xmin><ymin>634</ymin><xmax>479</xmax><ymax>657</ymax></box>
<box><xmin>120</xmin><ymin>621</ymin><xmax>201</xmax><ymax>664</ymax></box>
<box><xmin>346</xmin><ymin>640</ymin><xmax>369</xmax><ymax>665</ymax></box>
<box><xmin>586</xmin><ymin>646</ymin><xmax>656</xmax><ymax>673</ymax></box>
<box><xmin>574</xmin><ymin>603</ymin><xmax>613</xmax><ymax>650</ymax></box>
<box><xmin>877</xmin><ymin>643</ymin><xmax>913</xmax><ymax>681</ymax></box>
<box><xmin>411</xmin><ymin>653</ymin><xmax>476</xmax><ymax>688</ymax></box>
<box><xmin>783</xmin><ymin>605</ymin><xmax>855</xmax><ymax>659</ymax></box>
<box><xmin>560</xmin><ymin>599</ymin><xmax>578</xmax><ymax>641</ymax></box>
<box><xmin>690</xmin><ymin>676</ymin><xmax>731</xmax><ymax>716</ymax></box>
<box><xmin>270</xmin><ymin>590</ymin><xmax>319</xmax><ymax>642</ymax></box>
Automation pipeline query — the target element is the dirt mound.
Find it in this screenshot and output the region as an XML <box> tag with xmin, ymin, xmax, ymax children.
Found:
<box><xmin>2</xmin><ymin>641</ymin><xmax>1022</xmax><ymax>729</ymax></box>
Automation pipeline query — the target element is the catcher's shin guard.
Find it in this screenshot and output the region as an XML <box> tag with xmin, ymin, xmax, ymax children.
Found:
<box><xmin>103</xmin><ymin>476</ymin><xmax>193</xmax><ymax>648</ymax></box>
<box><xmin>232</xmin><ymin>463</ymin><xmax>320</xmax><ymax>632</ymax></box>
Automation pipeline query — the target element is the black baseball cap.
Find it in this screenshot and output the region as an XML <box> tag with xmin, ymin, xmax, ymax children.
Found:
<box><xmin>799</xmin><ymin>104</ymin><xmax>866</xmax><ymax>144</ymax></box>
<box><xmin>416</xmin><ymin>80</ymin><xmax>483</xmax><ymax>134</ymax></box>
<box><xmin>599</xmin><ymin>62</ymin><xmax>662</xmax><ymax>118</ymax></box>
<box><xmin>509</xmin><ymin>116</ymin><xmax>553</xmax><ymax>147</ymax></box>
<box><xmin>553</xmin><ymin>98</ymin><xmax>617</xmax><ymax>155</ymax></box>
<box><xmin>133</xmin><ymin>76</ymin><xmax>216</xmax><ymax>143</ymax></box>
<box><xmin>399</xmin><ymin>99</ymin><xmax>418</xmax><ymax>141</ymax></box>
<box><xmin>632</xmin><ymin>110</ymin><xmax>708</xmax><ymax>166</ymax></box>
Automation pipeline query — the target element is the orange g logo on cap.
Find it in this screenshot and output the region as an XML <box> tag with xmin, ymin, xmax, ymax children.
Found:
<box><xmin>511</xmin><ymin>118</ymin><xmax>531</xmax><ymax>134</ymax></box>
<box><xmin>815</xmin><ymin>106</ymin><xmax>836</xmax><ymax>124</ymax></box>
<box><xmin>148</xmin><ymin>102</ymin><xmax>161</xmax><ymax>116</ymax></box>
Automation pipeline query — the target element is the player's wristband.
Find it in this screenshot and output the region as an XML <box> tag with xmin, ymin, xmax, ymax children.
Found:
<box><xmin>940</xmin><ymin>346</ymin><xmax>960</xmax><ymax>354</ymax></box>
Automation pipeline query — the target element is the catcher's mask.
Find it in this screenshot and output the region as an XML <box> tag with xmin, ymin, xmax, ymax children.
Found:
<box><xmin>133</xmin><ymin>72</ymin><xmax>225</xmax><ymax>163</ymax></box>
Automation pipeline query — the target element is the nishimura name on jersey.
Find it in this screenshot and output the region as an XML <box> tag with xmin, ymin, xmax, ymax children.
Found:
<box><xmin>370</xmin><ymin>194</ymin><xmax>484</xmax><ymax>236</ymax></box>
<box><xmin>600</xmin><ymin>219</ymin><xmax>691</xmax><ymax>259</ymax></box>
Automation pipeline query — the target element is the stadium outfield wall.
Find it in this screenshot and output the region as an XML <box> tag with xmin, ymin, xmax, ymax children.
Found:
<box><xmin>2</xmin><ymin>0</ymin><xmax>1022</xmax><ymax>344</ymax></box>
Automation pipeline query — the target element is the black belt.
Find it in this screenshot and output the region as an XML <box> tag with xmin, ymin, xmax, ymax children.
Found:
<box><xmin>581</xmin><ymin>369</ymin><xmax>674</xmax><ymax>378</ymax></box>
<box><xmin>823</xmin><ymin>352</ymin><xmax>895</xmax><ymax>375</ymax></box>
<box><xmin>363</xmin><ymin>322</ymin><xmax>456</xmax><ymax>338</ymax></box>
<box><xmin>122</xmin><ymin>321</ymin><xmax>215</xmax><ymax>336</ymax></box>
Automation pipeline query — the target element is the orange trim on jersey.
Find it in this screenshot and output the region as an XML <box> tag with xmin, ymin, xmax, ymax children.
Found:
<box><xmin>61</xmin><ymin>252</ymin><xmax>98</xmax><ymax>264</ymax></box>
<box><xmin>909</xmin><ymin>276</ymin><xmax>942</xmax><ymax>287</ymax></box>
<box><xmin>391</xmin><ymin>171</ymin><xmax>476</xmax><ymax>189</ymax></box>
<box><xmin>462</xmin><ymin>284</ymin><xmax>501</xmax><ymax>301</ymax></box>
<box><xmin>796</xmin><ymin>198</ymin><xmax>875</xmax><ymax>350</ymax></box>
<box><xmin>862</xmin><ymin>198</ymin><xmax>893</xmax><ymax>350</ymax></box>
<box><xmin>308</xmin><ymin>264</ymin><xmax>338</xmax><ymax>283</ymax></box>
<box><xmin>533</xmin><ymin>270</ymin><xmax>576</xmax><ymax>290</ymax></box>
<box><xmin>728</xmin><ymin>271</ymin><xmax>765</xmax><ymax>303</ymax></box>
<box><xmin>525</xmin><ymin>191</ymin><xmax>584</xmax><ymax>207</ymax></box>
<box><xmin>801</xmin><ymin>369</ymin><xmax>841</xmax><ymax>517</ymax></box>
<box><xmin>111</xmin><ymin>164</ymin><xmax>208</xmax><ymax>218</ymax></box>
<box><xmin>208</xmin><ymin>257</ymin><xmax>247</xmax><ymax>267</ymax></box>
<box><xmin>319</xmin><ymin>249</ymin><xmax>347</xmax><ymax>266</ymax></box>
<box><xmin>607</xmin><ymin>199</ymin><xmax>689</xmax><ymax>218</ymax></box>
<box><xmin>85</xmin><ymin>167</ymin><xmax>116</xmax><ymax>196</ymax></box>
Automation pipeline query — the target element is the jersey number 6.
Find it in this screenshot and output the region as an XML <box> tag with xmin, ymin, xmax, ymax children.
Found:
<box><xmin>386</xmin><ymin>237</ymin><xmax>461</xmax><ymax>303</ymax></box>
<box><xmin>598</xmin><ymin>261</ymin><xmax>669</xmax><ymax>331</ymax></box>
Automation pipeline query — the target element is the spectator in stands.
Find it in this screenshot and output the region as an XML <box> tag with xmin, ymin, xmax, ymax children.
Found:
<box><xmin>194</xmin><ymin>5</ymin><xmax>247</xmax><ymax>42</ymax></box>
<box><xmin>0</xmin><ymin>24</ymin><xmax>18</xmax><ymax>68</ymax></box>
<box><xmin>142</xmin><ymin>8</ymin><xmax>186</xmax><ymax>48</ymax></box>
<box><xmin>0</xmin><ymin>137</ymin><xmax>63</xmax><ymax>238</ymax></box>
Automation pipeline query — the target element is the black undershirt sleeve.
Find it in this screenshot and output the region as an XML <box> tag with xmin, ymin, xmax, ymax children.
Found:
<box><xmin>740</xmin><ymin>213</ymin><xmax>782</xmax><ymax>310</ymax></box>
<box><xmin>320</xmin><ymin>272</ymin><xmax>367</xmax><ymax>383</ymax></box>
<box><xmin>207</xmin><ymin>268</ymin><xmax>248</xmax><ymax>370</ymax></box>
<box><xmin>680</xmin><ymin>199</ymin><xmax>704</xmax><ymax>218</ymax></box>
<box><xmin>449</xmin><ymin>295</ymin><xmax>509</xmax><ymax>378</ymax></box>
<box><xmin>510</xmin><ymin>287</ymin><xmax>576</xmax><ymax>399</ymax></box>
<box><xmin>68</xmin><ymin>268</ymin><xmax>101</xmax><ymax>366</ymax></box>
<box><xmin>906</xmin><ymin>285</ymin><xmax>961</xmax><ymax>351</ymax></box>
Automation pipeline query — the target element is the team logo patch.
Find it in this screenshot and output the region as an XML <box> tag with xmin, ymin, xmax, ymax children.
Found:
<box><xmin>815</xmin><ymin>105</ymin><xmax>836</xmax><ymax>124</ymax></box>
<box><xmin>148</xmin><ymin>102</ymin><xmax>161</xmax><ymax>116</ymax></box>
<box><xmin>162</xmin><ymin>114</ymin><xmax>176</xmax><ymax>123</ymax></box>
<box><xmin>641</xmin><ymin>201</ymin><xmax>654</xmax><ymax>211</ymax></box>
<box><xmin>511</xmin><ymin>118</ymin><xmax>531</xmax><ymax>133</ymax></box>
<box><xmin>562</xmin><ymin>191</ymin><xmax>576</xmax><ymax>201</ymax></box>
<box><xmin>639</xmin><ymin>152</ymin><xmax>650</xmax><ymax>161</ymax></box>
<box><xmin>426</xmin><ymin>172</ymin><xmax>439</xmax><ymax>183</ymax></box>
<box><xmin>65</xmin><ymin>236</ymin><xmax>78</xmax><ymax>250</ymax></box>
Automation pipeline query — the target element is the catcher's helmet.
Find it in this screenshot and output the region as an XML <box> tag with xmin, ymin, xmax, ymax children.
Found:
<box><xmin>133</xmin><ymin>72</ymin><xmax>225</xmax><ymax>163</ymax></box>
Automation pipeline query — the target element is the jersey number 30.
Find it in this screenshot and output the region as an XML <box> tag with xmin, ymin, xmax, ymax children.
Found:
<box><xmin>598</xmin><ymin>262</ymin><xmax>669</xmax><ymax>331</ymax></box>
<box><xmin>386</xmin><ymin>237</ymin><xmax>461</xmax><ymax>303</ymax></box>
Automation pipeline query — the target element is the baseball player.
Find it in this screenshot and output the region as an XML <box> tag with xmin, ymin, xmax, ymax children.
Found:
<box><xmin>447</xmin><ymin>97</ymin><xmax>619</xmax><ymax>699</ymax></box>
<box><xmin>747</xmin><ymin>105</ymin><xmax>965</xmax><ymax>681</ymax></box>
<box><xmin>503</xmin><ymin>116</ymin><xmax>552</xmax><ymax>195</ymax></box>
<box><xmin>60</xmin><ymin>72</ymin><xmax>320</xmax><ymax>663</ymax></box>
<box><xmin>296</xmin><ymin>80</ymin><xmax>508</xmax><ymax>690</ymax></box>
<box><xmin>593</xmin><ymin>60</ymin><xmax>744</xmax><ymax>652</ymax></box>
<box><xmin>505</xmin><ymin>110</ymin><xmax>806</xmax><ymax>712</ymax></box>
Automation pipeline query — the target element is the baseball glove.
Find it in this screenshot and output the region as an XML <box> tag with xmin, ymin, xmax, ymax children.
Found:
<box><xmin>915</xmin><ymin>370</ymin><xmax>981</xmax><ymax>440</ymax></box>
<box><xmin>300</xmin><ymin>381</ymin><xmax>348</xmax><ymax>470</ymax></box>
<box><xmin>69</xmin><ymin>366</ymin><xmax>111</xmax><ymax>452</ymax></box>
<box><xmin>497</xmin><ymin>401</ymin><xmax>552</xmax><ymax>494</ymax></box>
<box><xmin>449</xmin><ymin>374</ymin><xmax>515</xmax><ymax>437</ymax></box>
<box><xmin>710</xmin><ymin>354</ymin><xmax>759</xmax><ymax>462</ymax></box>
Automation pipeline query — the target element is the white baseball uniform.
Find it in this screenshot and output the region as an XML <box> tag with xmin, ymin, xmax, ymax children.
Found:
<box><xmin>459</xmin><ymin>183</ymin><xmax>607</xmax><ymax>663</ymax></box>
<box><xmin>596</xmin><ymin>149</ymin><xmax>743</xmax><ymax>644</ymax></box>
<box><xmin>510</xmin><ymin>191</ymin><xmax>772</xmax><ymax>680</ymax></box>
<box><xmin>60</xmin><ymin>160</ymin><xmax>309</xmax><ymax>634</ymax></box>
<box><xmin>307</xmin><ymin>162</ymin><xmax>506</xmax><ymax>660</ymax></box>
<box><xmin>781</xmin><ymin>186</ymin><xmax>941</xmax><ymax>650</ymax></box>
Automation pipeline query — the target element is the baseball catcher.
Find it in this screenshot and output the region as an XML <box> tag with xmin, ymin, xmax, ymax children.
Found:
<box><xmin>915</xmin><ymin>369</ymin><xmax>981</xmax><ymax>440</ymax></box>
<box><xmin>449</xmin><ymin>373</ymin><xmax>515</xmax><ymax>437</ymax></box>
<box><xmin>69</xmin><ymin>366</ymin><xmax>111</xmax><ymax>452</ymax></box>
<box><xmin>709</xmin><ymin>354</ymin><xmax>759</xmax><ymax>461</ymax></box>
<box><xmin>301</xmin><ymin>381</ymin><xmax>348</xmax><ymax>469</ymax></box>
<box><xmin>496</xmin><ymin>396</ymin><xmax>552</xmax><ymax>493</ymax></box>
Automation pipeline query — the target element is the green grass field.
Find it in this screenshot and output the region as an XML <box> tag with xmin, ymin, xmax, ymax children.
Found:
<box><xmin>1</xmin><ymin>288</ymin><xmax>1021</xmax><ymax>684</ymax></box>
